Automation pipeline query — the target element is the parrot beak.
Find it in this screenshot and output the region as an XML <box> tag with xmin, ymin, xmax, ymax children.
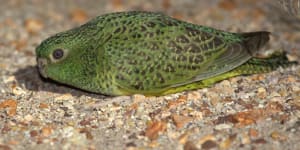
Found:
<box><xmin>37</xmin><ymin>58</ymin><xmax>48</xmax><ymax>78</ymax></box>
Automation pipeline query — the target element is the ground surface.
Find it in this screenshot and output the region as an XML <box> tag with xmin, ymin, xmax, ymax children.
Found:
<box><xmin>0</xmin><ymin>0</ymin><xmax>300</xmax><ymax>150</ymax></box>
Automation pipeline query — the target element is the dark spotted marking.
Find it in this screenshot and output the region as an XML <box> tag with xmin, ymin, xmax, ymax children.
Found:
<box><xmin>117</xmin><ymin>66</ymin><xmax>125</xmax><ymax>71</ymax></box>
<box><xmin>113</xmin><ymin>37</ymin><xmax>120</xmax><ymax>40</ymax></box>
<box><xmin>188</xmin><ymin>65</ymin><xmax>197</xmax><ymax>70</ymax></box>
<box><xmin>114</xmin><ymin>26</ymin><xmax>127</xmax><ymax>34</ymax></box>
<box><xmin>113</xmin><ymin>22</ymin><xmax>119</xmax><ymax>26</ymax></box>
<box><xmin>120</xmin><ymin>20</ymin><xmax>133</xmax><ymax>25</ymax></box>
<box><xmin>149</xmin><ymin>42</ymin><xmax>159</xmax><ymax>50</ymax></box>
<box><xmin>141</xmin><ymin>70</ymin><xmax>146</xmax><ymax>75</ymax></box>
<box><xmin>168</xmin><ymin>41</ymin><xmax>183</xmax><ymax>53</ymax></box>
<box><xmin>132</xmin><ymin>33</ymin><xmax>142</xmax><ymax>39</ymax></box>
<box><xmin>141</xmin><ymin>25</ymin><xmax>147</xmax><ymax>32</ymax></box>
<box><xmin>156</xmin><ymin>64</ymin><xmax>162</xmax><ymax>69</ymax></box>
<box><xmin>185</xmin><ymin>44</ymin><xmax>201</xmax><ymax>53</ymax></box>
<box><xmin>126</xmin><ymin>69</ymin><xmax>133</xmax><ymax>75</ymax></box>
<box><xmin>194</xmin><ymin>55</ymin><xmax>204</xmax><ymax>64</ymax></box>
<box><xmin>168</xmin><ymin>41</ymin><xmax>176</xmax><ymax>48</ymax></box>
<box><xmin>176</xmin><ymin>35</ymin><xmax>190</xmax><ymax>43</ymax></box>
<box><xmin>180</xmin><ymin>65</ymin><xmax>194</xmax><ymax>70</ymax></box>
<box><xmin>195</xmin><ymin>32</ymin><xmax>211</xmax><ymax>42</ymax></box>
<box><xmin>122</xmin><ymin>26</ymin><xmax>127</xmax><ymax>32</ymax></box>
<box><xmin>172</xmin><ymin>55</ymin><xmax>180</xmax><ymax>61</ymax></box>
<box><xmin>194</xmin><ymin>65</ymin><xmax>201</xmax><ymax>69</ymax></box>
<box><xmin>203</xmin><ymin>41</ymin><xmax>216</xmax><ymax>51</ymax></box>
<box><xmin>133</xmin><ymin>27</ymin><xmax>138</xmax><ymax>31</ymax></box>
<box><xmin>156</xmin><ymin>30</ymin><xmax>164</xmax><ymax>35</ymax></box>
<box><xmin>135</xmin><ymin>76</ymin><xmax>140</xmax><ymax>82</ymax></box>
<box><xmin>133</xmin><ymin>68</ymin><xmax>140</xmax><ymax>74</ymax></box>
<box><xmin>158</xmin><ymin>53</ymin><xmax>166</xmax><ymax>59</ymax></box>
<box><xmin>179</xmin><ymin>55</ymin><xmax>187</xmax><ymax>61</ymax></box>
<box><xmin>156</xmin><ymin>73</ymin><xmax>165</xmax><ymax>84</ymax></box>
<box><xmin>137</xmin><ymin>51</ymin><xmax>146</xmax><ymax>56</ymax></box>
<box><xmin>133</xmin><ymin>81</ymin><xmax>144</xmax><ymax>90</ymax></box>
<box><xmin>214</xmin><ymin>37</ymin><xmax>223</xmax><ymax>46</ymax></box>
<box><xmin>178</xmin><ymin>64</ymin><xmax>186</xmax><ymax>69</ymax></box>
<box><xmin>148</xmin><ymin>66</ymin><xmax>154</xmax><ymax>72</ymax></box>
<box><xmin>127</xmin><ymin>20</ymin><xmax>133</xmax><ymax>25</ymax></box>
<box><xmin>110</xmin><ymin>16</ymin><xmax>117</xmax><ymax>20</ymax></box>
<box><xmin>109</xmin><ymin>50</ymin><xmax>116</xmax><ymax>55</ymax></box>
<box><xmin>188</xmin><ymin>56</ymin><xmax>195</xmax><ymax>64</ymax></box>
<box><xmin>145</xmin><ymin>32</ymin><xmax>154</xmax><ymax>38</ymax></box>
<box><xmin>144</xmin><ymin>55</ymin><xmax>151</xmax><ymax>61</ymax></box>
<box><xmin>164</xmin><ymin>19</ymin><xmax>179</xmax><ymax>26</ymax></box>
<box><xmin>106</xmin><ymin>83</ymin><xmax>110</xmax><ymax>88</ymax></box>
<box><xmin>128</xmin><ymin>59</ymin><xmax>137</xmax><ymax>65</ymax></box>
<box><xmin>174</xmin><ymin>46</ymin><xmax>183</xmax><ymax>54</ymax></box>
<box><xmin>121</xmin><ymin>20</ymin><xmax>126</xmax><ymax>24</ymax></box>
<box><xmin>145</xmin><ymin>22</ymin><xmax>156</xmax><ymax>28</ymax></box>
<box><xmin>186</xmin><ymin>27</ymin><xmax>201</xmax><ymax>37</ymax></box>
<box><xmin>103</xmin><ymin>34</ymin><xmax>112</xmax><ymax>43</ymax></box>
<box><xmin>204</xmin><ymin>50</ymin><xmax>214</xmax><ymax>57</ymax></box>
<box><xmin>144</xmin><ymin>79</ymin><xmax>150</xmax><ymax>85</ymax></box>
<box><xmin>164</xmin><ymin>64</ymin><xmax>175</xmax><ymax>72</ymax></box>
<box><xmin>158</xmin><ymin>22</ymin><xmax>167</xmax><ymax>27</ymax></box>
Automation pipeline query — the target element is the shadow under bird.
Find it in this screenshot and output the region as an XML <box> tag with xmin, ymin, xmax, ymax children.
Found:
<box><xmin>36</xmin><ymin>11</ymin><xmax>297</xmax><ymax>96</ymax></box>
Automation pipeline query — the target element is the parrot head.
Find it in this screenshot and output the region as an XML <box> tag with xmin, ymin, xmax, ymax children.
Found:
<box><xmin>35</xmin><ymin>23</ymin><xmax>99</xmax><ymax>87</ymax></box>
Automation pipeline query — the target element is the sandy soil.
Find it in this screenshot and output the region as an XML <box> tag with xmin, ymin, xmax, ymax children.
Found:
<box><xmin>0</xmin><ymin>0</ymin><xmax>299</xmax><ymax>150</ymax></box>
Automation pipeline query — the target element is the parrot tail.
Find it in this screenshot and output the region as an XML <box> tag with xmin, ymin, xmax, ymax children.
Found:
<box><xmin>160</xmin><ymin>51</ymin><xmax>297</xmax><ymax>96</ymax></box>
<box><xmin>241</xmin><ymin>31</ymin><xmax>271</xmax><ymax>55</ymax></box>
<box><xmin>233</xmin><ymin>51</ymin><xmax>298</xmax><ymax>75</ymax></box>
<box><xmin>159</xmin><ymin>51</ymin><xmax>296</xmax><ymax>96</ymax></box>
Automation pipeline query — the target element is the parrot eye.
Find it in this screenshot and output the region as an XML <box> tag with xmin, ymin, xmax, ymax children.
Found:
<box><xmin>52</xmin><ymin>49</ymin><xmax>64</xmax><ymax>59</ymax></box>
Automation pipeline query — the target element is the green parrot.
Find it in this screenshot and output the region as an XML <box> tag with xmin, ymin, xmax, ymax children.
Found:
<box><xmin>36</xmin><ymin>11</ymin><xmax>296</xmax><ymax>96</ymax></box>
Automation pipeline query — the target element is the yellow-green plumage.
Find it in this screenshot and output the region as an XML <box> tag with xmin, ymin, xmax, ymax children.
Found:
<box><xmin>35</xmin><ymin>11</ymin><xmax>297</xmax><ymax>96</ymax></box>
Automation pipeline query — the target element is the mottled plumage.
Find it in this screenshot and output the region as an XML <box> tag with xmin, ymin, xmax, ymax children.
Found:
<box><xmin>36</xmin><ymin>11</ymin><xmax>296</xmax><ymax>96</ymax></box>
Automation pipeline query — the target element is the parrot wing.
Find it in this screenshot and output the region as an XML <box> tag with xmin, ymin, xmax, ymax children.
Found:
<box><xmin>102</xmin><ymin>15</ymin><xmax>269</xmax><ymax>95</ymax></box>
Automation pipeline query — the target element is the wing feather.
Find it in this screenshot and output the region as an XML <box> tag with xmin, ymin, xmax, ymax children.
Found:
<box><xmin>102</xmin><ymin>13</ymin><xmax>253</xmax><ymax>94</ymax></box>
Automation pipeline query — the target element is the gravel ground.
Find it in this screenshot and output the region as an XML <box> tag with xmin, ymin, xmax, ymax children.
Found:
<box><xmin>0</xmin><ymin>0</ymin><xmax>300</xmax><ymax>150</ymax></box>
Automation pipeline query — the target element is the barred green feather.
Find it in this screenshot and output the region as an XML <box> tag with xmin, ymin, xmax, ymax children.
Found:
<box><xmin>36</xmin><ymin>11</ymin><xmax>297</xmax><ymax>96</ymax></box>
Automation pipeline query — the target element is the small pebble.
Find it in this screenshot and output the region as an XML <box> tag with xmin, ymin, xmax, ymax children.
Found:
<box><xmin>214</xmin><ymin>123</ymin><xmax>233</xmax><ymax>130</ymax></box>
<box><xmin>24</xmin><ymin>18</ymin><xmax>44</xmax><ymax>34</ymax></box>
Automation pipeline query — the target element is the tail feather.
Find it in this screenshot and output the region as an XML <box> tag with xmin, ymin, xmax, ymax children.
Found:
<box><xmin>234</xmin><ymin>51</ymin><xmax>297</xmax><ymax>74</ymax></box>
<box><xmin>241</xmin><ymin>31</ymin><xmax>271</xmax><ymax>56</ymax></box>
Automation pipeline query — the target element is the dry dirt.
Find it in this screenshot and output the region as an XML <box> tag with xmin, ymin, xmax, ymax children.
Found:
<box><xmin>0</xmin><ymin>0</ymin><xmax>300</xmax><ymax>150</ymax></box>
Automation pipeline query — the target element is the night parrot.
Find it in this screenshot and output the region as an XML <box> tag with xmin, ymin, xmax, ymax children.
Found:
<box><xmin>36</xmin><ymin>11</ymin><xmax>296</xmax><ymax>96</ymax></box>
